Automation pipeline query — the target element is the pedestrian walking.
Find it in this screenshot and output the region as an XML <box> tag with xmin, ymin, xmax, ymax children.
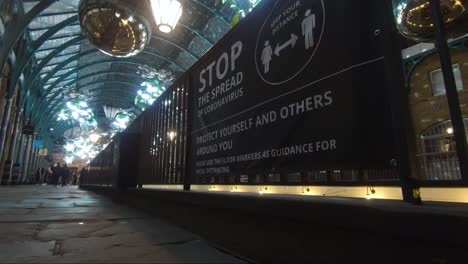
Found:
<box><xmin>62</xmin><ymin>164</ymin><xmax>70</xmax><ymax>187</ymax></box>
<box><xmin>53</xmin><ymin>163</ymin><xmax>62</xmax><ymax>186</ymax></box>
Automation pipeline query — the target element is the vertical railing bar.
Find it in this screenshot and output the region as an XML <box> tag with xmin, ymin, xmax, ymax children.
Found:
<box><xmin>180</xmin><ymin>81</ymin><xmax>187</xmax><ymax>184</ymax></box>
<box><xmin>157</xmin><ymin>99</ymin><xmax>164</xmax><ymax>183</ymax></box>
<box><xmin>174</xmin><ymin>86</ymin><xmax>180</xmax><ymax>183</ymax></box>
<box><xmin>170</xmin><ymin>89</ymin><xmax>176</xmax><ymax>183</ymax></box>
<box><xmin>154</xmin><ymin>105</ymin><xmax>159</xmax><ymax>182</ymax></box>
<box><xmin>382</xmin><ymin>0</ymin><xmax>419</xmax><ymax>203</ymax></box>
<box><xmin>181</xmin><ymin>80</ymin><xmax>189</xmax><ymax>185</ymax></box>
<box><xmin>175</xmin><ymin>87</ymin><xmax>180</xmax><ymax>183</ymax></box>
<box><xmin>164</xmin><ymin>92</ymin><xmax>170</xmax><ymax>184</ymax></box>
<box><xmin>429</xmin><ymin>0</ymin><xmax>468</xmax><ymax>181</ymax></box>
<box><xmin>174</xmin><ymin>84</ymin><xmax>182</xmax><ymax>183</ymax></box>
<box><xmin>184</xmin><ymin>75</ymin><xmax>194</xmax><ymax>190</ymax></box>
<box><xmin>150</xmin><ymin>106</ymin><xmax>155</xmax><ymax>183</ymax></box>
<box><xmin>166</xmin><ymin>91</ymin><xmax>172</xmax><ymax>183</ymax></box>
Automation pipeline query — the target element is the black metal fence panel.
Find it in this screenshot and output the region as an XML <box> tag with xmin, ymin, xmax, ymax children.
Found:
<box><xmin>83</xmin><ymin>0</ymin><xmax>465</xmax><ymax>189</ymax></box>
<box><xmin>84</xmin><ymin>141</ymin><xmax>115</xmax><ymax>186</ymax></box>
<box><xmin>189</xmin><ymin>0</ymin><xmax>401</xmax><ymax>185</ymax></box>
<box><xmin>123</xmin><ymin>77</ymin><xmax>190</xmax><ymax>185</ymax></box>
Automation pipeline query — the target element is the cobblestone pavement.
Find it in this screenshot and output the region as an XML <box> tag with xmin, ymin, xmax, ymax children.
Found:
<box><xmin>0</xmin><ymin>185</ymin><xmax>244</xmax><ymax>263</ymax></box>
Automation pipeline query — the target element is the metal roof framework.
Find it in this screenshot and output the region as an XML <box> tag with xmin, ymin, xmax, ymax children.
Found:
<box><xmin>0</xmin><ymin>0</ymin><xmax>245</xmax><ymax>147</ymax></box>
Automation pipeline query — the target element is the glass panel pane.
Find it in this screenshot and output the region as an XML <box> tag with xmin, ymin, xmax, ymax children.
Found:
<box><xmin>38</xmin><ymin>36</ymin><xmax>77</xmax><ymax>50</ymax></box>
<box><xmin>29</xmin><ymin>13</ymin><xmax>75</xmax><ymax>30</ymax></box>
<box><xmin>430</xmin><ymin>64</ymin><xmax>464</xmax><ymax>96</ymax></box>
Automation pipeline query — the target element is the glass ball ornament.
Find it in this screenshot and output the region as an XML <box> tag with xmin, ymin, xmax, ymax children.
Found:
<box><xmin>78</xmin><ymin>0</ymin><xmax>152</xmax><ymax>57</ymax></box>
<box><xmin>393</xmin><ymin>0</ymin><xmax>468</xmax><ymax>41</ymax></box>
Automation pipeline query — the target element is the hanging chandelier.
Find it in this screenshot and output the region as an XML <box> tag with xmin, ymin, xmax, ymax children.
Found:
<box><xmin>136</xmin><ymin>65</ymin><xmax>175</xmax><ymax>82</ymax></box>
<box><xmin>78</xmin><ymin>0</ymin><xmax>152</xmax><ymax>57</ymax></box>
<box><xmin>393</xmin><ymin>0</ymin><xmax>468</xmax><ymax>41</ymax></box>
<box><xmin>150</xmin><ymin>0</ymin><xmax>183</xmax><ymax>33</ymax></box>
<box><xmin>137</xmin><ymin>64</ymin><xmax>159</xmax><ymax>79</ymax></box>
<box><xmin>103</xmin><ymin>105</ymin><xmax>121</xmax><ymax>120</ymax></box>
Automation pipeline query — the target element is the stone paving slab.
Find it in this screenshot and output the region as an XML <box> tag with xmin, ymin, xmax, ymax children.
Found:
<box><xmin>0</xmin><ymin>241</ymin><xmax>56</xmax><ymax>262</ymax></box>
<box><xmin>0</xmin><ymin>186</ymin><xmax>244</xmax><ymax>263</ymax></box>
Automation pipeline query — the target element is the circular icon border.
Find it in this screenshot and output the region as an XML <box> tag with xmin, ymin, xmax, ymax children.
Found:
<box><xmin>255</xmin><ymin>0</ymin><xmax>326</xmax><ymax>86</ymax></box>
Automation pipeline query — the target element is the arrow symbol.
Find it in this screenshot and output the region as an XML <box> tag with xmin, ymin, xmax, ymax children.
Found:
<box><xmin>274</xmin><ymin>33</ymin><xmax>298</xmax><ymax>56</ymax></box>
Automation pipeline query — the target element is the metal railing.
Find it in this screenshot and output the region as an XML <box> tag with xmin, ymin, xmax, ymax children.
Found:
<box><xmin>418</xmin><ymin>152</ymin><xmax>462</xmax><ymax>181</ymax></box>
<box><xmin>82</xmin><ymin>0</ymin><xmax>467</xmax><ymax>198</ymax></box>
<box><xmin>126</xmin><ymin>76</ymin><xmax>190</xmax><ymax>186</ymax></box>
<box><xmin>83</xmin><ymin>141</ymin><xmax>115</xmax><ymax>187</ymax></box>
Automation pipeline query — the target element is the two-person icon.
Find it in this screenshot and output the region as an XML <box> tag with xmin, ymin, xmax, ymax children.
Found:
<box><xmin>261</xmin><ymin>9</ymin><xmax>316</xmax><ymax>74</ymax></box>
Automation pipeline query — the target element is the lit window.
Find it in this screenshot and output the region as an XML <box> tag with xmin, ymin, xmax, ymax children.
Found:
<box><xmin>430</xmin><ymin>64</ymin><xmax>463</xmax><ymax>96</ymax></box>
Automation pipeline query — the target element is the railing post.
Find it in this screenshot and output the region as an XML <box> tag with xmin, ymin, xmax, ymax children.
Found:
<box><xmin>184</xmin><ymin>75</ymin><xmax>194</xmax><ymax>191</ymax></box>
<box><xmin>428</xmin><ymin>0</ymin><xmax>468</xmax><ymax>181</ymax></box>
<box><xmin>382</xmin><ymin>0</ymin><xmax>420</xmax><ymax>203</ymax></box>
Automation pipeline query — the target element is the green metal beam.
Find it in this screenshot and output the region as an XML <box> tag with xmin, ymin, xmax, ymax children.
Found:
<box><xmin>0</xmin><ymin>0</ymin><xmax>58</xmax><ymax>83</ymax></box>
<box><xmin>0</xmin><ymin>0</ymin><xmax>64</xmax><ymax>159</ymax></box>
<box><xmin>191</xmin><ymin>0</ymin><xmax>230</xmax><ymax>25</ymax></box>
<box><xmin>152</xmin><ymin>36</ymin><xmax>198</xmax><ymax>61</ymax></box>
<box><xmin>28</xmin><ymin>22</ymin><xmax>80</xmax><ymax>32</ymax></box>
<box><xmin>24</xmin><ymin>0</ymin><xmax>230</xmax><ymax>140</ymax></box>
<box><xmin>39</xmin><ymin>61</ymin><xmax>79</xmax><ymax>73</ymax></box>
<box><xmin>40</xmin><ymin>84</ymin><xmax>141</xmax><ymax>120</ymax></box>
<box><xmin>27</xmin><ymin>70</ymin><xmax>148</xmax><ymax>114</ymax></box>
<box><xmin>31</xmin><ymin>56</ymin><xmax>181</xmax><ymax>119</ymax></box>
<box><xmin>76</xmin><ymin>79</ymin><xmax>142</xmax><ymax>89</ymax></box>
<box><xmin>89</xmin><ymin>90</ymin><xmax>138</xmax><ymax>99</ymax></box>
<box><xmin>28</xmin><ymin>35</ymin><xmax>187</xmax><ymax>120</ymax></box>
<box><xmin>35</xmin><ymin>48</ymin><xmax>184</xmax><ymax>102</ymax></box>
<box><xmin>32</xmin><ymin>60</ymin><xmax>143</xmax><ymax>118</ymax></box>
<box><xmin>38</xmin><ymin>11</ymin><xmax>77</xmax><ymax>17</ymax></box>
<box><xmin>43</xmin><ymin>97</ymin><xmax>141</xmax><ymax>132</ymax></box>
<box><xmin>37</xmin><ymin>83</ymin><xmax>143</xmax><ymax>127</ymax></box>
<box><xmin>44</xmin><ymin>69</ymin><xmax>79</xmax><ymax>83</ymax></box>
<box><xmin>22</xmin><ymin>35</ymin><xmax>84</xmax><ymax>105</ymax></box>
<box><xmin>39</xmin><ymin>49</ymin><xmax>81</xmax><ymax>61</ymax></box>
<box><xmin>37</xmin><ymin>79</ymin><xmax>139</xmax><ymax>120</ymax></box>
<box><xmin>90</xmin><ymin>97</ymin><xmax>138</xmax><ymax>107</ymax></box>
<box><xmin>47</xmin><ymin>64</ymin><xmax>80</xmax><ymax>73</ymax></box>
<box><xmin>43</xmin><ymin>88</ymin><xmax>141</xmax><ymax>116</ymax></box>
<box><xmin>179</xmin><ymin>22</ymin><xmax>214</xmax><ymax>45</ymax></box>
<box><xmin>35</xmin><ymin>50</ymin><xmax>95</xmax><ymax>93</ymax></box>
<box><xmin>44</xmin><ymin>32</ymin><xmax>82</xmax><ymax>42</ymax></box>
<box><xmin>12</xmin><ymin>15</ymin><xmax>78</xmax><ymax>107</ymax></box>
<box><xmin>64</xmin><ymin>70</ymin><xmax>151</xmax><ymax>87</ymax></box>
<box><xmin>36</xmin><ymin>42</ymin><xmax>80</xmax><ymax>53</ymax></box>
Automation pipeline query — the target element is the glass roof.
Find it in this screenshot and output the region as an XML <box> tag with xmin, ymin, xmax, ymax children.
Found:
<box><xmin>35</xmin><ymin>44</ymin><xmax>80</xmax><ymax>60</ymax></box>
<box><xmin>11</xmin><ymin>0</ymin><xmax>263</xmax><ymax>139</ymax></box>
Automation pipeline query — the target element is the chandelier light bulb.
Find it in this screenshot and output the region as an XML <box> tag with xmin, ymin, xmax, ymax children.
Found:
<box><xmin>150</xmin><ymin>0</ymin><xmax>183</xmax><ymax>33</ymax></box>
<box><xmin>89</xmin><ymin>133</ymin><xmax>101</xmax><ymax>143</ymax></box>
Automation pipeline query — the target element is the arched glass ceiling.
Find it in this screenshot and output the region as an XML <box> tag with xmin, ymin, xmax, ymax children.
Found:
<box><xmin>2</xmin><ymin>0</ymin><xmax>262</xmax><ymax>148</ymax></box>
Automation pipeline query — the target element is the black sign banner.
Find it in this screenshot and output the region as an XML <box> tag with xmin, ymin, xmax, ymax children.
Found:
<box><xmin>190</xmin><ymin>0</ymin><xmax>396</xmax><ymax>178</ymax></box>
